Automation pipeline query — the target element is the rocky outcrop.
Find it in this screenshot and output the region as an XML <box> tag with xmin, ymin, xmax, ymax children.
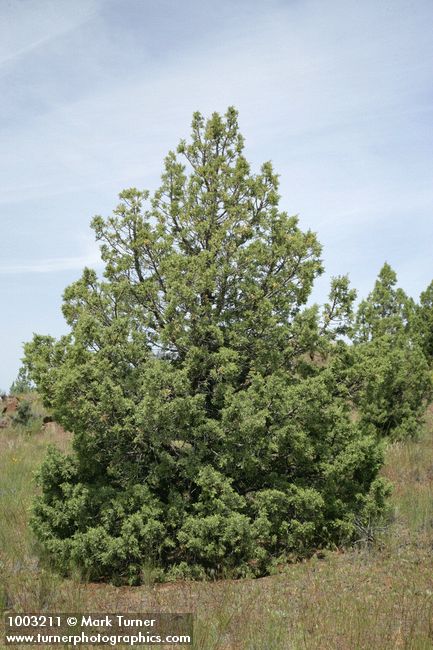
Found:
<box><xmin>1</xmin><ymin>396</ymin><xmax>19</xmax><ymax>415</ymax></box>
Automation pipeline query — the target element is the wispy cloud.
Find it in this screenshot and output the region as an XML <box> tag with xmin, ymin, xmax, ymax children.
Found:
<box><xmin>1</xmin><ymin>0</ymin><xmax>432</xmax><ymax>211</ymax></box>
<box><xmin>1</xmin><ymin>0</ymin><xmax>432</xmax><ymax>388</ymax></box>
<box><xmin>0</xmin><ymin>0</ymin><xmax>97</xmax><ymax>70</ymax></box>
<box><xmin>0</xmin><ymin>252</ymin><xmax>102</xmax><ymax>275</ymax></box>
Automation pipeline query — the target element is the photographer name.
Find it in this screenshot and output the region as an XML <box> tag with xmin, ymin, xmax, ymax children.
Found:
<box><xmin>81</xmin><ymin>615</ymin><xmax>156</xmax><ymax>628</ymax></box>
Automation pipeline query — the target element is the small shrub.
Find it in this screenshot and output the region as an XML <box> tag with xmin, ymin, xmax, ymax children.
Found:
<box><xmin>13</xmin><ymin>400</ymin><xmax>33</xmax><ymax>427</ymax></box>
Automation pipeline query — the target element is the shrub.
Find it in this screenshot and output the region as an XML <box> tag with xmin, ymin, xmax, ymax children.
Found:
<box><xmin>13</xmin><ymin>400</ymin><xmax>33</xmax><ymax>427</ymax></box>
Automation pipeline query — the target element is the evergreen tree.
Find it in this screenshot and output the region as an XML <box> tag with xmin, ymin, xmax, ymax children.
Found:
<box><xmin>10</xmin><ymin>365</ymin><xmax>34</xmax><ymax>395</ymax></box>
<box><xmin>354</xmin><ymin>262</ymin><xmax>414</xmax><ymax>342</ymax></box>
<box><xmin>25</xmin><ymin>108</ymin><xmax>389</xmax><ymax>583</ymax></box>
<box><xmin>351</xmin><ymin>264</ymin><xmax>431</xmax><ymax>439</ymax></box>
<box><xmin>415</xmin><ymin>280</ymin><xmax>433</xmax><ymax>363</ymax></box>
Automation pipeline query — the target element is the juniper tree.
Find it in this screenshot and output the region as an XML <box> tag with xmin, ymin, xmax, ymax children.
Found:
<box><xmin>415</xmin><ymin>280</ymin><xmax>433</xmax><ymax>364</ymax></box>
<box><xmin>351</xmin><ymin>263</ymin><xmax>431</xmax><ymax>439</ymax></box>
<box><xmin>24</xmin><ymin>108</ymin><xmax>389</xmax><ymax>583</ymax></box>
<box><xmin>10</xmin><ymin>365</ymin><xmax>34</xmax><ymax>395</ymax></box>
<box><xmin>354</xmin><ymin>263</ymin><xmax>414</xmax><ymax>342</ymax></box>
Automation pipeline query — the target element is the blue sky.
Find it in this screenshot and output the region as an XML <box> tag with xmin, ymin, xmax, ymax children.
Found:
<box><xmin>1</xmin><ymin>0</ymin><xmax>432</xmax><ymax>390</ymax></box>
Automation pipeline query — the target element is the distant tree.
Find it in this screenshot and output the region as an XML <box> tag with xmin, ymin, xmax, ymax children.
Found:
<box><xmin>351</xmin><ymin>264</ymin><xmax>431</xmax><ymax>440</ymax></box>
<box><xmin>24</xmin><ymin>108</ymin><xmax>389</xmax><ymax>583</ymax></box>
<box><xmin>354</xmin><ymin>263</ymin><xmax>414</xmax><ymax>342</ymax></box>
<box><xmin>10</xmin><ymin>366</ymin><xmax>34</xmax><ymax>395</ymax></box>
<box><xmin>415</xmin><ymin>280</ymin><xmax>433</xmax><ymax>364</ymax></box>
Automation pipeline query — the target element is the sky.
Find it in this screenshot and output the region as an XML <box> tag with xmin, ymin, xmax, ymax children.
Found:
<box><xmin>1</xmin><ymin>0</ymin><xmax>432</xmax><ymax>390</ymax></box>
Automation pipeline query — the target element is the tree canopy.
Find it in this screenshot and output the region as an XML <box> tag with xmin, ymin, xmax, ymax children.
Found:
<box><xmin>24</xmin><ymin>108</ymin><xmax>429</xmax><ymax>583</ymax></box>
<box><xmin>350</xmin><ymin>263</ymin><xmax>431</xmax><ymax>440</ymax></box>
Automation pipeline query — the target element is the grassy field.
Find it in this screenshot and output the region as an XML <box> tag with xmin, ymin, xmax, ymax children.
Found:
<box><xmin>1</xmin><ymin>398</ymin><xmax>433</xmax><ymax>649</ymax></box>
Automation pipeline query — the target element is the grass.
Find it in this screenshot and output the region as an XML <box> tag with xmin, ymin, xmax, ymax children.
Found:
<box><xmin>1</xmin><ymin>401</ymin><xmax>433</xmax><ymax>649</ymax></box>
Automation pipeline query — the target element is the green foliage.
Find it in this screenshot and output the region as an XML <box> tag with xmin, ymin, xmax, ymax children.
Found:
<box><xmin>354</xmin><ymin>263</ymin><xmax>414</xmax><ymax>342</ymax></box>
<box><xmin>25</xmin><ymin>108</ymin><xmax>393</xmax><ymax>583</ymax></box>
<box><xmin>350</xmin><ymin>263</ymin><xmax>432</xmax><ymax>440</ymax></box>
<box><xmin>415</xmin><ymin>280</ymin><xmax>433</xmax><ymax>363</ymax></box>
<box><xmin>351</xmin><ymin>336</ymin><xmax>431</xmax><ymax>439</ymax></box>
<box><xmin>13</xmin><ymin>400</ymin><xmax>33</xmax><ymax>427</ymax></box>
<box><xmin>10</xmin><ymin>366</ymin><xmax>34</xmax><ymax>395</ymax></box>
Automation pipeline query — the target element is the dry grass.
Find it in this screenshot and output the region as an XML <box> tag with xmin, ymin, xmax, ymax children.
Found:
<box><xmin>1</xmin><ymin>403</ymin><xmax>433</xmax><ymax>649</ymax></box>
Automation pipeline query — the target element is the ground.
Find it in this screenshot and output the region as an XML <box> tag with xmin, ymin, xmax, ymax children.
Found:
<box><xmin>1</xmin><ymin>397</ymin><xmax>432</xmax><ymax>649</ymax></box>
